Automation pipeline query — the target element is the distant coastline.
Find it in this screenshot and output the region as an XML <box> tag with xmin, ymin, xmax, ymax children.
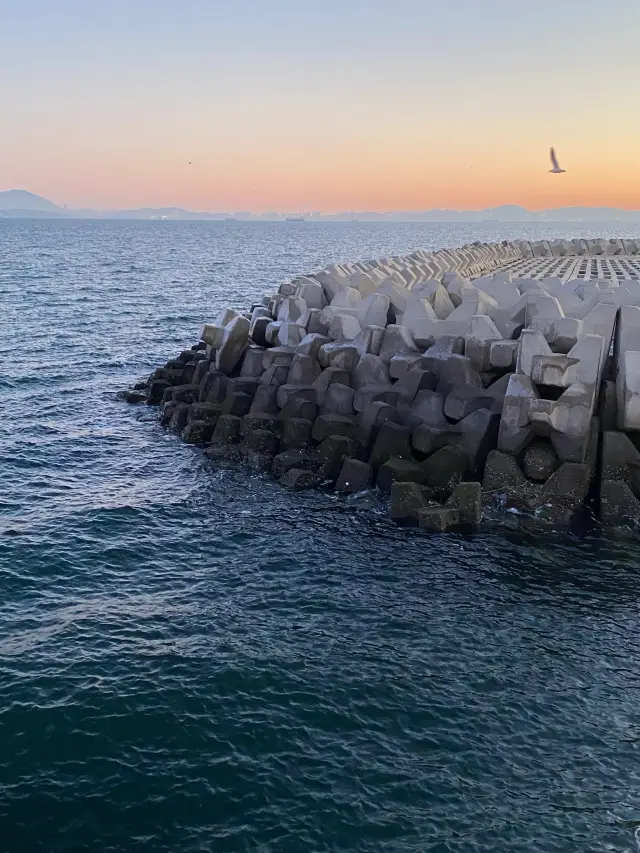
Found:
<box><xmin>2</xmin><ymin>189</ymin><xmax>640</xmax><ymax>223</ymax></box>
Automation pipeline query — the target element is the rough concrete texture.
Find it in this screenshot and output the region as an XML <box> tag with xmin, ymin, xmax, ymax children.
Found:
<box><xmin>336</xmin><ymin>459</ymin><xmax>374</xmax><ymax>494</ymax></box>
<box><xmin>390</xmin><ymin>482</ymin><xmax>433</xmax><ymax>524</ymax></box>
<box><xmin>130</xmin><ymin>238</ymin><xmax>640</xmax><ymax>529</ymax></box>
<box><xmin>377</xmin><ymin>458</ymin><xmax>429</xmax><ymax>492</ymax></box>
<box><xmin>523</xmin><ymin>440</ymin><xmax>558</xmax><ymax>481</ymax></box>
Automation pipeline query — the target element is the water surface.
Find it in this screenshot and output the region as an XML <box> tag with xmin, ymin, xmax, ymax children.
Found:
<box><xmin>2</xmin><ymin>220</ymin><xmax>640</xmax><ymax>852</ymax></box>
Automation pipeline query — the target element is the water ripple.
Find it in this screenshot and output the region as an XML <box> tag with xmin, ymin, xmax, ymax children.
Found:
<box><xmin>2</xmin><ymin>219</ymin><xmax>640</xmax><ymax>852</ymax></box>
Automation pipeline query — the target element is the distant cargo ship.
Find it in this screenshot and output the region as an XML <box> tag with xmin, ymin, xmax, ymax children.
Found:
<box><xmin>285</xmin><ymin>214</ymin><xmax>305</xmax><ymax>221</ymax></box>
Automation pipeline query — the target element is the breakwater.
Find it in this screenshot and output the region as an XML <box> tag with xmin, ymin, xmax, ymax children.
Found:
<box><xmin>126</xmin><ymin>237</ymin><xmax>640</xmax><ymax>531</ymax></box>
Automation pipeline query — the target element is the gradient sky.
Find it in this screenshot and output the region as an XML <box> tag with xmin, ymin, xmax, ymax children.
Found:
<box><xmin>2</xmin><ymin>0</ymin><xmax>639</xmax><ymax>212</ymax></box>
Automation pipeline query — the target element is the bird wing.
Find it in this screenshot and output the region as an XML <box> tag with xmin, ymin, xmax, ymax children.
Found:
<box><xmin>550</xmin><ymin>147</ymin><xmax>560</xmax><ymax>169</ymax></box>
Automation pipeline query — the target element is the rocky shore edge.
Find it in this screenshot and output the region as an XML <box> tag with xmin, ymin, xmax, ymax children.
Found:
<box><xmin>122</xmin><ymin>238</ymin><xmax>640</xmax><ymax>533</ymax></box>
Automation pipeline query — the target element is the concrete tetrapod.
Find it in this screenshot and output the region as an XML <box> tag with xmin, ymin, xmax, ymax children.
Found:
<box><xmin>123</xmin><ymin>237</ymin><xmax>640</xmax><ymax>531</ymax></box>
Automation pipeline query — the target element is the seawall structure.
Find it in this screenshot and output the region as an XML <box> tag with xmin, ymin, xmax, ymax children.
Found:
<box><xmin>124</xmin><ymin>238</ymin><xmax>640</xmax><ymax>532</ymax></box>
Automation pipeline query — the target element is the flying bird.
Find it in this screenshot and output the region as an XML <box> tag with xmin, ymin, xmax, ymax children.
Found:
<box><xmin>549</xmin><ymin>147</ymin><xmax>566</xmax><ymax>174</ymax></box>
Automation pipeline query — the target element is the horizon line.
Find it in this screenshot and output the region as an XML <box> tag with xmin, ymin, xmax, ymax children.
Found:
<box><xmin>3</xmin><ymin>189</ymin><xmax>640</xmax><ymax>217</ymax></box>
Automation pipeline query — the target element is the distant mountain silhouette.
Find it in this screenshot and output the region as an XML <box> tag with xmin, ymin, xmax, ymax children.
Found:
<box><xmin>0</xmin><ymin>190</ymin><xmax>64</xmax><ymax>213</ymax></box>
<box><xmin>2</xmin><ymin>189</ymin><xmax>640</xmax><ymax>222</ymax></box>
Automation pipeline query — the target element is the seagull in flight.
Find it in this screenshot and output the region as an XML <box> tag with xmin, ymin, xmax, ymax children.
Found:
<box><xmin>549</xmin><ymin>147</ymin><xmax>566</xmax><ymax>174</ymax></box>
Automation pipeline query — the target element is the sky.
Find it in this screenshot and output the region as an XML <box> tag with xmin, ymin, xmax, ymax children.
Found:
<box><xmin>1</xmin><ymin>0</ymin><xmax>639</xmax><ymax>213</ymax></box>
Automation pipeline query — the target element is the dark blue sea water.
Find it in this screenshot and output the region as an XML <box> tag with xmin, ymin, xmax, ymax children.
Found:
<box><xmin>3</xmin><ymin>219</ymin><xmax>640</xmax><ymax>853</ymax></box>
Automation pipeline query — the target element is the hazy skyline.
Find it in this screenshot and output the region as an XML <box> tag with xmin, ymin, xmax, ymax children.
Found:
<box><xmin>2</xmin><ymin>0</ymin><xmax>639</xmax><ymax>212</ymax></box>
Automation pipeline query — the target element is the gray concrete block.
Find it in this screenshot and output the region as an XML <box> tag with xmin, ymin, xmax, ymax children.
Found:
<box><xmin>249</xmin><ymin>384</ymin><xmax>279</xmax><ymax>415</ymax></box>
<box><xmin>280</xmin><ymin>468</ymin><xmax>319</xmax><ymax>490</ymax></box>
<box><xmin>446</xmin><ymin>482</ymin><xmax>482</xmax><ymax>527</ymax></box>
<box><xmin>272</xmin><ymin>449</ymin><xmax>319</xmax><ymax>478</ymax></box>
<box><xmin>420</xmin><ymin>445</ymin><xmax>468</xmax><ymax>501</ymax></box>
<box><xmin>212</xmin><ymin>414</ymin><xmax>243</xmax><ymax>444</ymax></box>
<box><xmin>182</xmin><ymin>420</ymin><xmax>215</xmax><ymax>444</ymax></box>
<box><xmin>317</xmin><ymin>435</ymin><xmax>359</xmax><ymax>481</ymax></box>
<box><xmin>523</xmin><ymin>441</ymin><xmax>558</xmax><ymax>482</ymax></box>
<box><xmin>336</xmin><ymin>459</ymin><xmax>374</xmax><ymax>494</ymax></box>
<box><xmin>282</xmin><ymin>418</ymin><xmax>313</xmax><ymax>449</ymax></box>
<box><xmin>312</xmin><ymin>414</ymin><xmax>358</xmax><ymax>443</ymax></box>
<box><xmin>390</xmin><ymin>481</ymin><xmax>432</xmax><ymax>524</ymax></box>
<box><xmin>377</xmin><ymin>458</ymin><xmax>428</xmax><ymax>493</ymax></box>
<box><xmin>369</xmin><ymin>422</ymin><xmax>412</xmax><ymax>469</ymax></box>
<box><xmin>417</xmin><ymin>505</ymin><xmax>460</xmax><ymax>533</ymax></box>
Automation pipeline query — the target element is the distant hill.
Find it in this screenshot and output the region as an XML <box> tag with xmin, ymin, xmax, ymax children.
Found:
<box><xmin>0</xmin><ymin>190</ymin><xmax>63</xmax><ymax>212</ymax></box>
<box><xmin>1</xmin><ymin>189</ymin><xmax>639</xmax><ymax>222</ymax></box>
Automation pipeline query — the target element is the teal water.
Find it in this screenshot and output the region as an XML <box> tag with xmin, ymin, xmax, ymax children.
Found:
<box><xmin>2</xmin><ymin>219</ymin><xmax>640</xmax><ymax>852</ymax></box>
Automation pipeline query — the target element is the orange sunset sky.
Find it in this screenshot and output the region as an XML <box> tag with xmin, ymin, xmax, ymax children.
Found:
<box><xmin>2</xmin><ymin>0</ymin><xmax>639</xmax><ymax>212</ymax></box>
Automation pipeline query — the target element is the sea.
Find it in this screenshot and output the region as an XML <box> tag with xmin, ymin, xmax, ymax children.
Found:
<box><xmin>2</xmin><ymin>218</ymin><xmax>640</xmax><ymax>853</ymax></box>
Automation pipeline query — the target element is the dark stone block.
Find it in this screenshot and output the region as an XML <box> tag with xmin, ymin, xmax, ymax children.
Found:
<box><xmin>368</xmin><ymin>422</ymin><xmax>412</xmax><ymax>469</ymax></box>
<box><xmin>279</xmin><ymin>396</ymin><xmax>318</xmax><ymax>423</ymax></box>
<box><xmin>435</xmin><ymin>354</ymin><xmax>483</xmax><ymax>397</ymax></box>
<box><xmin>420</xmin><ymin>445</ymin><xmax>468</xmax><ymax>501</ymax></box>
<box><xmin>169</xmin><ymin>402</ymin><xmax>191</xmax><ymax>433</ymax></box>
<box><xmin>205</xmin><ymin>443</ymin><xmax>244</xmax><ymax>463</ymax></box>
<box><xmin>188</xmin><ymin>402</ymin><xmax>222</xmax><ymax>424</ymax></box>
<box><xmin>280</xmin><ymin>468</ymin><xmax>319</xmax><ymax>490</ymax></box>
<box><xmin>390</xmin><ymin>481</ymin><xmax>432</xmax><ymax>524</ymax></box>
<box><xmin>446</xmin><ymin>482</ymin><xmax>482</xmax><ymax>527</ymax></box>
<box><xmin>164</xmin><ymin>367</ymin><xmax>186</xmax><ymax>384</ymax></box>
<box><xmin>227</xmin><ymin>377</ymin><xmax>261</xmax><ymax>398</ymax></box>
<box><xmin>250</xmin><ymin>384</ymin><xmax>280</xmax><ymax>415</ymax></box>
<box><xmin>417</xmin><ymin>506</ymin><xmax>460</xmax><ymax>532</ymax></box>
<box><xmin>393</xmin><ymin>369</ymin><xmax>437</xmax><ymax>402</ymax></box>
<box><xmin>455</xmin><ymin>409</ymin><xmax>500</xmax><ymax>479</ymax></box>
<box><xmin>246</xmin><ymin>429</ymin><xmax>279</xmax><ymax>456</ymax></box>
<box><xmin>212</xmin><ymin>414</ymin><xmax>242</xmax><ymax>444</ymax></box>
<box><xmin>283</xmin><ymin>418</ymin><xmax>313</xmax><ymax>449</ymax></box>
<box><xmin>244</xmin><ymin>451</ymin><xmax>274</xmax><ymax>473</ymax></box>
<box><xmin>182</xmin><ymin>420</ymin><xmax>215</xmax><ymax>444</ymax></box>
<box><xmin>335</xmin><ymin>459</ymin><xmax>374</xmax><ymax>494</ymax></box>
<box><xmin>377</xmin><ymin>458</ymin><xmax>428</xmax><ymax>493</ymax></box>
<box><xmin>148</xmin><ymin>379</ymin><xmax>171</xmax><ymax>404</ymax></box>
<box><xmin>250</xmin><ymin>316</ymin><xmax>270</xmax><ymax>347</ymax></box>
<box><xmin>540</xmin><ymin>462</ymin><xmax>590</xmax><ymax>517</ymax></box>
<box><xmin>222</xmin><ymin>392</ymin><xmax>253</xmax><ymax>417</ymax></box>
<box><xmin>317</xmin><ymin>435</ymin><xmax>358</xmax><ymax>481</ymax></box>
<box><xmin>272</xmin><ymin>449</ymin><xmax>319</xmax><ymax>478</ymax></box>
<box><xmin>312</xmin><ymin>414</ymin><xmax>357</xmax><ymax>444</ymax></box>
<box><xmin>203</xmin><ymin>372</ymin><xmax>229</xmax><ymax>405</ymax></box>
<box><xmin>160</xmin><ymin>401</ymin><xmax>177</xmax><ymax>425</ymax></box>
<box><xmin>181</xmin><ymin>363</ymin><xmax>197</xmax><ymax>384</ymax></box>
<box><xmin>241</xmin><ymin>413</ymin><xmax>282</xmax><ymax>437</ymax></box>
<box><xmin>193</xmin><ymin>359</ymin><xmax>211</xmax><ymax>386</ymax></box>
<box><xmin>522</xmin><ymin>441</ymin><xmax>558</xmax><ymax>482</ymax></box>
<box><xmin>482</xmin><ymin>450</ymin><xmax>540</xmax><ymax>510</ymax></box>
<box><xmin>259</xmin><ymin>365</ymin><xmax>290</xmax><ymax>387</ymax></box>
<box><xmin>120</xmin><ymin>389</ymin><xmax>147</xmax><ymax>404</ymax></box>
<box><xmin>600</xmin><ymin>480</ymin><xmax>640</xmax><ymax>525</ymax></box>
<box><xmin>356</xmin><ymin>401</ymin><xmax>401</xmax><ymax>448</ymax></box>
<box><xmin>412</xmin><ymin>424</ymin><xmax>456</xmax><ymax>457</ymax></box>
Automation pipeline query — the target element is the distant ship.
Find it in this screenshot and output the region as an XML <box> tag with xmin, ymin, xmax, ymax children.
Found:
<box><xmin>285</xmin><ymin>214</ymin><xmax>305</xmax><ymax>221</ymax></box>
